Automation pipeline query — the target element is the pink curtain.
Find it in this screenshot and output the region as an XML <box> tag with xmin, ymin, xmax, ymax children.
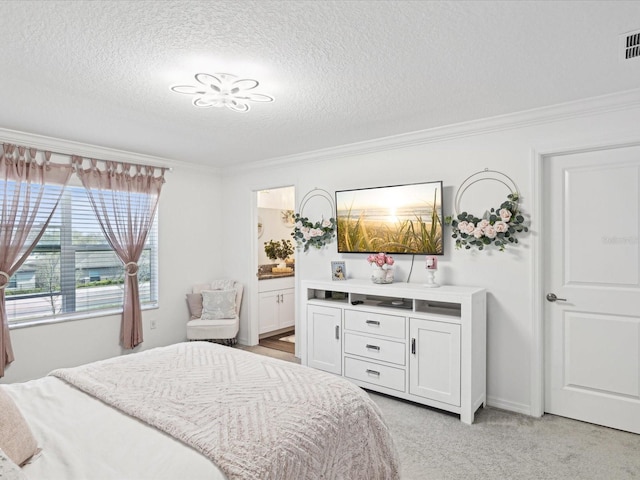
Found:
<box><xmin>0</xmin><ymin>144</ymin><xmax>72</xmax><ymax>377</ymax></box>
<box><xmin>73</xmin><ymin>157</ymin><xmax>165</xmax><ymax>349</ymax></box>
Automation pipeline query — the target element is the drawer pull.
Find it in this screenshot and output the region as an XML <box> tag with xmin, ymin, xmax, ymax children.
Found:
<box><xmin>366</xmin><ymin>369</ymin><xmax>380</xmax><ymax>376</ymax></box>
<box><xmin>365</xmin><ymin>344</ymin><xmax>380</xmax><ymax>351</ymax></box>
<box><xmin>365</xmin><ymin>320</ymin><xmax>380</xmax><ymax>326</ymax></box>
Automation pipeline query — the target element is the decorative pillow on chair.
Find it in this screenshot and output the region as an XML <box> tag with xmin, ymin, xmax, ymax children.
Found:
<box><xmin>0</xmin><ymin>388</ymin><xmax>39</xmax><ymax>467</ymax></box>
<box><xmin>209</xmin><ymin>279</ymin><xmax>235</xmax><ymax>291</ymax></box>
<box><xmin>185</xmin><ymin>293</ymin><xmax>204</xmax><ymax>319</ymax></box>
<box><xmin>201</xmin><ymin>289</ymin><xmax>237</xmax><ymax>320</ymax></box>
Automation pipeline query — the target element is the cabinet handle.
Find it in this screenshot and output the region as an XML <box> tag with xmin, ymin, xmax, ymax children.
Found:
<box><xmin>280</xmin><ymin>294</ymin><xmax>284</xmax><ymax>302</ymax></box>
<box><xmin>335</xmin><ymin>325</ymin><xmax>340</xmax><ymax>340</ymax></box>
<box><xmin>365</xmin><ymin>344</ymin><xmax>380</xmax><ymax>351</ymax></box>
<box><xmin>366</xmin><ymin>369</ymin><xmax>380</xmax><ymax>376</ymax></box>
<box><xmin>276</xmin><ymin>295</ymin><xmax>280</xmax><ymax>304</ymax></box>
<box><xmin>365</xmin><ymin>320</ymin><xmax>380</xmax><ymax>326</ymax></box>
<box><xmin>411</xmin><ymin>338</ymin><xmax>416</xmax><ymax>355</ymax></box>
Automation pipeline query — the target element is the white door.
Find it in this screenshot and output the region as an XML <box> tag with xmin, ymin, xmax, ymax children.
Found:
<box><xmin>307</xmin><ymin>305</ymin><xmax>342</xmax><ymax>375</ymax></box>
<box><xmin>409</xmin><ymin>318</ymin><xmax>461</xmax><ymax>406</ymax></box>
<box><xmin>279</xmin><ymin>289</ymin><xmax>295</xmax><ymax>329</ymax></box>
<box><xmin>544</xmin><ymin>144</ymin><xmax>640</xmax><ymax>433</ymax></box>
<box><xmin>258</xmin><ymin>291</ymin><xmax>279</xmax><ymax>334</ymax></box>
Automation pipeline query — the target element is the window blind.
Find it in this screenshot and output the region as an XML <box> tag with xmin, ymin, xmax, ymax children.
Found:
<box><xmin>6</xmin><ymin>185</ymin><xmax>158</xmax><ymax>325</ymax></box>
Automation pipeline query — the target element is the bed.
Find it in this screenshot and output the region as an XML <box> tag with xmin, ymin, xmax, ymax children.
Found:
<box><xmin>1</xmin><ymin>342</ymin><xmax>399</xmax><ymax>480</ymax></box>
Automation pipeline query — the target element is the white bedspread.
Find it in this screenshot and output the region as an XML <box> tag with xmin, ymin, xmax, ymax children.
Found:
<box><xmin>6</xmin><ymin>376</ymin><xmax>225</xmax><ymax>480</ymax></box>
<box><xmin>51</xmin><ymin>342</ymin><xmax>400</xmax><ymax>480</ymax></box>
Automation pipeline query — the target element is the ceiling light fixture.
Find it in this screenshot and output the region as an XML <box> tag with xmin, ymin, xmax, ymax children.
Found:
<box><xmin>171</xmin><ymin>73</ymin><xmax>274</xmax><ymax>112</ymax></box>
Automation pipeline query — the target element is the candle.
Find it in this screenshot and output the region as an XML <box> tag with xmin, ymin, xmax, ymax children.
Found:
<box><xmin>426</xmin><ymin>256</ymin><xmax>438</xmax><ymax>270</ymax></box>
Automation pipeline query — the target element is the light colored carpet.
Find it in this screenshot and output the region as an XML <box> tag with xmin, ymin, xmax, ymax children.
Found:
<box><xmin>371</xmin><ymin>392</ymin><xmax>640</xmax><ymax>480</ymax></box>
<box><xmin>236</xmin><ymin>345</ymin><xmax>640</xmax><ymax>479</ymax></box>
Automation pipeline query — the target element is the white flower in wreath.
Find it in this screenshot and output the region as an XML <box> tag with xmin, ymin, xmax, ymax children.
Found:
<box><xmin>494</xmin><ymin>221</ymin><xmax>508</xmax><ymax>233</ymax></box>
<box><xmin>473</xmin><ymin>227</ymin><xmax>484</xmax><ymax>239</ymax></box>
<box><xmin>478</xmin><ymin>219</ymin><xmax>490</xmax><ymax>229</ymax></box>
<box><xmin>483</xmin><ymin>224</ymin><xmax>497</xmax><ymax>239</ymax></box>
<box><xmin>321</xmin><ymin>218</ymin><xmax>332</xmax><ymax>228</ymax></box>
<box><xmin>499</xmin><ymin>208</ymin><xmax>512</xmax><ymax>221</ymax></box>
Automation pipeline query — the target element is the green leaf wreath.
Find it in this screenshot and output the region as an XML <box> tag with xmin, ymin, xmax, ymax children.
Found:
<box><xmin>445</xmin><ymin>193</ymin><xmax>528</xmax><ymax>251</ymax></box>
<box><xmin>291</xmin><ymin>213</ymin><xmax>336</xmax><ymax>252</ymax></box>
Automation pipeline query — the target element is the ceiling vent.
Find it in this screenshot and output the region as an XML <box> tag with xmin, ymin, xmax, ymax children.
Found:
<box><xmin>620</xmin><ymin>29</ymin><xmax>640</xmax><ymax>61</ymax></box>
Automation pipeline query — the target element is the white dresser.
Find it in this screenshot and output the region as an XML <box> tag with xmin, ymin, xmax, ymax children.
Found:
<box><xmin>302</xmin><ymin>279</ymin><xmax>486</xmax><ymax>424</ymax></box>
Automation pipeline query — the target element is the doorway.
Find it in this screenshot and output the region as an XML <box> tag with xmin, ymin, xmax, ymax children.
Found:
<box><xmin>542</xmin><ymin>142</ymin><xmax>640</xmax><ymax>434</ymax></box>
<box><xmin>255</xmin><ymin>186</ymin><xmax>296</xmax><ymax>355</ymax></box>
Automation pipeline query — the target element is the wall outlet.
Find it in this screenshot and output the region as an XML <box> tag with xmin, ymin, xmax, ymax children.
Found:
<box><xmin>150</xmin><ymin>319</ymin><xmax>158</xmax><ymax>330</ymax></box>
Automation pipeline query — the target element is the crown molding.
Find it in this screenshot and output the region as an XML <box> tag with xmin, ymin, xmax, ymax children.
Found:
<box><xmin>0</xmin><ymin>127</ymin><xmax>220</xmax><ymax>175</ymax></box>
<box><xmin>222</xmin><ymin>87</ymin><xmax>640</xmax><ymax>176</ymax></box>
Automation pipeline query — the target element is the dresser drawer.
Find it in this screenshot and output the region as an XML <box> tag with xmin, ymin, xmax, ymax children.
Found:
<box><xmin>344</xmin><ymin>357</ymin><xmax>405</xmax><ymax>392</ymax></box>
<box><xmin>344</xmin><ymin>332</ymin><xmax>406</xmax><ymax>365</ymax></box>
<box><xmin>344</xmin><ymin>310</ymin><xmax>405</xmax><ymax>339</ymax></box>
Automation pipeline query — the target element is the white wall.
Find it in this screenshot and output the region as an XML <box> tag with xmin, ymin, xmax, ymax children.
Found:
<box><xmin>258</xmin><ymin>208</ymin><xmax>295</xmax><ymax>265</ymax></box>
<box><xmin>1</xmin><ymin>150</ymin><xmax>223</xmax><ymax>383</ymax></box>
<box><xmin>221</xmin><ymin>90</ymin><xmax>640</xmax><ymax>414</ymax></box>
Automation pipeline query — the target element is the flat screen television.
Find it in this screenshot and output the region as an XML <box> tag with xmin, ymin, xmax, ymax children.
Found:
<box><xmin>335</xmin><ymin>181</ymin><xmax>443</xmax><ymax>255</ymax></box>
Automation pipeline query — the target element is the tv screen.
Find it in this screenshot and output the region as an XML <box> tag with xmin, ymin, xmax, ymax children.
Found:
<box><xmin>335</xmin><ymin>181</ymin><xmax>443</xmax><ymax>255</ymax></box>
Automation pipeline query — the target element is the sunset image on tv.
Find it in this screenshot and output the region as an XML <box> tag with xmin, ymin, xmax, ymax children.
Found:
<box><xmin>335</xmin><ymin>181</ymin><xmax>443</xmax><ymax>255</ymax></box>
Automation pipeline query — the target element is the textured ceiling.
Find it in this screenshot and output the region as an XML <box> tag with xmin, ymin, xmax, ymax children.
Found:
<box><xmin>0</xmin><ymin>0</ymin><xmax>639</xmax><ymax>168</ymax></box>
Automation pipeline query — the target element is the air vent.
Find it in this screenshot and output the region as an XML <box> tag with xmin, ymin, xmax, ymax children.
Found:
<box><xmin>620</xmin><ymin>29</ymin><xmax>640</xmax><ymax>61</ymax></box>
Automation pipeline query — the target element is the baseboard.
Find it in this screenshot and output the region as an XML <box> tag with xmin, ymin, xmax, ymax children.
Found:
<box><xmin>486</xmin><ymin>396</ymin><xmax>532</xmax><ymax>416</ymax></box>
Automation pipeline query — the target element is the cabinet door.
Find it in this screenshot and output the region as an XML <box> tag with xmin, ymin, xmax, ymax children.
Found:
<box><xmin>258</xmin><ymin>291</ymin><xmax>280</xmax><ymax>334</ymax></box>
<box><xmin>409</xmin><ymin>318</ymin><xmax>461</xmax><ymax>406</ymax></box>
<box><xmin>279</xmin><ymin>289</ymin><xmax>295</xmax><ymax>329</ymax></box>
<box><xmin>307</xmin><ymin>305</ymin><xmax>342</xmax><ymax>375</ymax></box>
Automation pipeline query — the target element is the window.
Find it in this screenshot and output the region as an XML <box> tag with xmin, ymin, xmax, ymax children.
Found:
<box><xmin>6</xmin><ymin>185</ymin><xmax>158</xmax><ymax>325</ymax></box>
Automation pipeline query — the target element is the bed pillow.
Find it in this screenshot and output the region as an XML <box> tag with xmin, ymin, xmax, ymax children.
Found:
<box><xmin>0</xmin><ymin>448</ymin><xmax>28</xmax><ymax>480</ymax></box>
<box><xmin>185</xmin><ymin>293</ymin><xmax>203</xmax><ymax>319</ymax></box>
<box><xmin>201</xmin><ymin>289</ymin><xmax>237</xmax><ymax>320</ymax></box>
<box><xmin>0</xmin><ymin>389</ymin><xmax>38</xmax><ymax>467</ymax></box>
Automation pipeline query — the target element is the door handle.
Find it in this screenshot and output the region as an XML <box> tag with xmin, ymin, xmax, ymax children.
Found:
<box><xmin>546</xmin><ymin>293</ymin><xmax>567</xmax><ymax>302</ymax></box>
<box><xmin>335</xmin><ymin>325</ymin><xmax>340</xmax><ymax>340</ymax></box>
<box><xmin>411</xmin><ymin>338</ymin><xmax>416</xmax><ymax>354</ymax></box>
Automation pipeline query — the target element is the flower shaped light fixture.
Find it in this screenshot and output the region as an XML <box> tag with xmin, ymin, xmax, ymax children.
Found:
<box><xmin>171</xmin><ymin>73</ymin><xmax>274</xmax><ymax>112</ymax></box>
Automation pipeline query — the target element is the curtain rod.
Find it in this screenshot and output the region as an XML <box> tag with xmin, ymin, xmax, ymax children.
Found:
<box><xmin>3</xmin><ymin>141</ymin><xmax>174</xmax><ymax>173</ymax></box>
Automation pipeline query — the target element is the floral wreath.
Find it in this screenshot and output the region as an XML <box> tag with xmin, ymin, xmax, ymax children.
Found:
<box><xmin>291</xmin><ymin>214</ymin><xmax>336</xmax><ymax>252</ymax></box>
<box><xmin>445</xmin><ymin>193</ymin><xmax>528</xmax><ymax>251</ymax></box>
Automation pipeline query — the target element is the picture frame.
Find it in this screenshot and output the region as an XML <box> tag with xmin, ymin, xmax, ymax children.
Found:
<box><xmin>331</xmin><ymin>261</ymin><xmax>346</xmax><ymax>281</ymax></box>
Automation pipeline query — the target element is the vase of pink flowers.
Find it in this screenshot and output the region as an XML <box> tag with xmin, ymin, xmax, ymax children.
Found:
<box><xmin>367</xmin><ymin>252</ymin><xmax>394</xmax><ymax>284</ymax></box>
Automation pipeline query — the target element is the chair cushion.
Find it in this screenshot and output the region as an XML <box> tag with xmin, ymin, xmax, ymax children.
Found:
<box><xmin>0</xmin><ymin>388</ymin><xmax>39</xmax><ymax>466</ymax></box>
<box><xmin>201</xmin><ymin>289</ymin><xmax>236</xmax><ymax>320</ymax></box>
<box><xmin>187</xmin><ymin>318</ymin><xmax>238</xmax><ymax>340</ymax></box>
